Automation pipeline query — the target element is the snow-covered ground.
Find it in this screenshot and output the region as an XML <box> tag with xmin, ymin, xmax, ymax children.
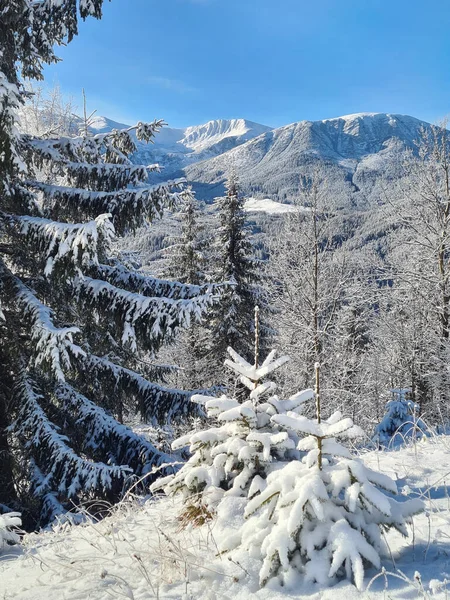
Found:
<box><xmin>2</xmin><ymin>436</ymin><xmax>450</xmax><ymax>599</ymax></box>
<box><xmin>243</xmin><ymin>197</ymin><xmax>297</xmax><ymax>214</ymax></box>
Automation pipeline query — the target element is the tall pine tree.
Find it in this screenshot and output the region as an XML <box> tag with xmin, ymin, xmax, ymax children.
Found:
<box><xmin>163</xmin><ymin>190</ymin><xmax>209</xmax><ymax>389</ymax></box>
<box><xmin>0</xmin><ymin>1</ymin><xmax>220</xmax><ymax>526</ymax></box>
<box><xmin>208</xmin><ymin>172</ymin><xmax>261</xmax><ymax>386</ymax></box>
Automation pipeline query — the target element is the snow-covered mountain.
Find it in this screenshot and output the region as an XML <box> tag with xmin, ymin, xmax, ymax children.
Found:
<box><xmin>87</xmin><ymin>115</ymin><xmax>131</xmax><ymax>133</ymax></box>
<box><xmin>184</xmin><ymin>113</ymin><xmax>429</xmax><ymax>203</ymax></box>
<box><xmin>96</xmin><ymin>112</ymin><xmax>430</xmax><ymax>205</ymax></box>
<box><xmin>91</xmin><ymin>117</ymin><xmax>272</xmax><ymax>172</ymax></box>
<box><xmin>131</xmin><ymin>118</ymin><xmax>272</xmax><ymax>174</ymax></box>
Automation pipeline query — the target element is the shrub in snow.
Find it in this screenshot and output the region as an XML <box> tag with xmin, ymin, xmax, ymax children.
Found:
<box><xmin>0</xmin><ymin>513</ymin><xmax>21</xmax><ymax>550</ymax></box>
<box><xmin>226</xmin><ymin>369</ymin><xmax>424</xmax><ymax>590</ymax></box>
<box><xmin>373</xmin><ymin>389</ymin><xmax>428</xmax><ymax>447</ymax></box>
<box><xmin>152</xmin><ymin>346</ymin><xmax>314</xmax><ymax>524</ymax></box>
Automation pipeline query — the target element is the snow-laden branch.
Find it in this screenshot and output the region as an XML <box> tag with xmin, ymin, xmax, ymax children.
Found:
<box><xmin>81</xmin><ymin>353</ymin><xmax>206</xmax><ymax>424</ymax></box>
<box><xmin>26</xmin><ymin>178</ymin><xmax>188</xmax><ymax>232</ymax></box>
<box><xmin>25</xmin><ymin>118</ymin><xmax>164</xmax><ymax>162</ymax></box>
<box><xmin>16</xmin><ymin>286</ymin><xmax>84</xmax><ymax>380</ymax></box>
<box><xmin>14</xmin><ymin>375</ymin><xmax>132</xmax><ymax>499</ymax></box>
<box><xmin>0</xmin><ymin>261</ymin><xmax>85</xmax><ymax>380</ymax></box>
<box><xmin>64</xmin><ymin>161</ymin><xmax>150</xmax><ymax>191</ymax></box>
<box><xmin>74</xmin><ymin>276</ymin><xmax>218</xmax><ymax>352</ymax></box>
<box><xmin>15</xmin><ymin>213</ymin><xmax>114</xmax><ymax>275</ymax></box>
<box><xmin>93</xmin><ymin>261</ymin><xmax>226</xmax><ymax>301</ymax></box>
<box><xmin>55</xmin><ymin>383</ymin><xmax>174</xmax><ymax>475</ymax></box>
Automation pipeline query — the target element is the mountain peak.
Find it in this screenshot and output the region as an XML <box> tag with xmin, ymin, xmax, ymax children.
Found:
<box><xmin>323</xmin><ymin>112</ymin><xmax>382</xmax><ymax>122</ymax></box>
<box><xmin>181</xmin><ymin>118</ymin><xmax>272</xmax><ymax>152</ymax></box>
<box><xmin>88</xmin><ymin>115</ymin><xmax>131</xmax><ymax>133</ymax></box>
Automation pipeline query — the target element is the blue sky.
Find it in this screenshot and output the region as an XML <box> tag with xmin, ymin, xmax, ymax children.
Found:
<box><xmin>42</xmin><ymin>0</ymin><xmax>450</xmax><ymax>129</ymax></box>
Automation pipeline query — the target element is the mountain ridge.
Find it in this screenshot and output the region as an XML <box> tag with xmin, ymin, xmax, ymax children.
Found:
<box><xmin>95</xmin><ymin>112</ymin><xmax>432</xmax><ymax>204</ymax></box>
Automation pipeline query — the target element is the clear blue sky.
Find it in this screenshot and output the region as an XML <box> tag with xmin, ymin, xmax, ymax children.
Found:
<box><xmin>42</xmin><ymin>0</ymin><xmax>450</xmax><ymax>129</ymax></box>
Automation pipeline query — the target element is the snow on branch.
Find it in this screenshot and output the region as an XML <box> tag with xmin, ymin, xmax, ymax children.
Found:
<box><xmin>8</xmin><ymin>271</ymin><xmax>85</xmax><ymax>380</ymax></box>
<box><xmin>93</xmin><ymin>261</ymin><xmax>225</xmax><ymax>301</ymax></box>
<box><xmin>26</xmin><ymin>178</ymin><xmax>187</xmax><ymax>232</ymax></box>
<box><xmin>14</xmin><ymin>375</ymin><xmax>132</xmax><ymax>500</ymax></box>
<box><xmin>55</xmin><ymin>383</ymin><xmax>174</xmax><ymax>476</ymax></box>
<box><xmin>87</xmin><ymin>119</ymin><xmax>165</xmax><ymax>156</ymax></box>
<box><xmin>64</xmin><ymin>161</ymin><xmax>150</xmax><ymax>191</ymax></box>
<box><xmin>74</xmin><ymin>276</ymin><xmax>218</xmax><ymax>352</ymax></box>
<box><xmin>25</xmin><ymin>118</ymin><xmax>164</xmax><ymax>165</ymax></box>
<box><xmin>0</xmin><ymin>512</ymin><xmax>22</xmax><ymax>550</ymax></box>
<box><xmin>15</xmin><ymin>213</ymin><xmax>114</xmax><ymax>276</ymax></box>
<box><xmin>81</xmin><ymin>354</ymin><xmax>205</xmax><ymax>424</ymax></box>
<box><xmin>224</xmin><ymin>347</ymin><xmax>290</xmax><ymax>391</ymax></box>
<box><xmin>24</xmin><ymin>135</ymin><xmax>151</xmax><ymax>190</ymax></box>
<box><xmin>272</xmin><ymin>411</ymin><xmax>363</xmax><ymax>440</ymax></box>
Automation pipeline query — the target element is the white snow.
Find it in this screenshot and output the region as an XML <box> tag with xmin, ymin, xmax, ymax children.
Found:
<box><xmin>87</xmin><ymin>115</ymin><xmax>131</xmax><ymax>134</ymax></box>
<box><xmin>3</xmin><ymin>435</ymin><xmax>450</xmax><ymax>598</ymax></box>
<box><xmin>0</xmin><ymin>513</ymin><xmax>21</xmax><ymax>550</ymax></box>
<box><xmin>181</xmin><ymin>119</ymin><xmax>270</xmax><ymax>152</ymax></box>
<box><xmin>322</xmin><ymin>112</ymin><xmax>382</xmax><ymax>122</ymax></box>
<box><xmin>243</xmin><ymin>197</ymin><xmax>297</xmax><ymax>214</ymax></box>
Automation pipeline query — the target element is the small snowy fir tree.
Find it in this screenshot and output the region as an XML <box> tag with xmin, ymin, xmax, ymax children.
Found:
<box><xmin>0</xmin><ymin>512</ymin><xmax>21</xmax><ymax>551</ymax></box>
<box><xmin>372</xmin><ymin>389</ymin><xmax>428</xmax><ymax>447</ymax></box>
<box><xmin>0</xmin><ymin>1</ymin><xmax>221</xmax><ymax>525</ymax></box>
<box><xmin>230</xmin><ymin>366</ymin><xmax>424</xmax><ymax>590</ymax></box>
<box><xmin>152</xmin><ymin>330</ymin><xmax>314</xmax><ymax>526</ymax></box>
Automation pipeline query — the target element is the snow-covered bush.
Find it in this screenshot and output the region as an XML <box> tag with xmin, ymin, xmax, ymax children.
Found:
<box><xmin>226</xmin><ymin>380</ymin><xmax>424</xmax><ymax>590</ymax></box>
<box><xmin>152</xmin><ymin>346</ymin><xmax>313</xmax><ymax>524</ymax></box>
<box><xmin>0</xmin><ymin>512</ymin><xmax>21</xmax><ymax>550</ymax></box>
<box><xmin>373</xmin><ymin>389</ymin><xmax>428</xmax><ymax>447</ymax></box>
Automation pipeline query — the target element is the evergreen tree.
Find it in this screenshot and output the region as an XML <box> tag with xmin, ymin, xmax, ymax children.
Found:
<box><xmin>165</xmin><ymin>189</ymin><xmax>205</xmax><ymax>286</ymax></box>
<box><xmin>163</xmin><ymin>191</ymin><xmax>208</xmax><ymax>389</ymax></box>
<box><xmin>209</xmin><ymin>172</ymin><xmax>261</xmax><ymax>383</ymax></box>
<box><xmin>152</xmin><ymin>340</ymin><xmax>313</xmax><ymax>526</ymax></box>
<box><xmin>230</xmin><ymin>367</ymin><xmax>424</xmax><ymax>590</ymax></box>
<box><xmin>372</xmin><ymin>388</ymin><xmax>428</xmax><ymax>447</ymax></box>
<box><xmin>0</xmin><ymin>1</ymin><xmax>220</xmax><ymax>525</ymax></box>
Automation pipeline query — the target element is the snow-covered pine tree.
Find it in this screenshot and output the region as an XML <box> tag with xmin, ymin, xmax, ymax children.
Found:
<box><xmin>372</xmin><ymin>388</ymin><xmax>428</xmax><ymax>447</ymax></box>
<box><xmin>163</xmin><ymin>190</ymin><xmax>209</xmax><ymax>389</ymax></box>
<box><xmin>165</xmin><ymin>188</ymin><xmax>205</xmax><ymax>286</ymax></box>
<box><xmin>208</xmin><ymin>172</ymin><xmax>262</xmax><ymax>384</ymax></box>
<box><xmin>0</xmin><ymin>1</ymin><xmax>220</xmax><ymax>525</ymax></box>
<box><xmin>152</xmin><ymin>342</ymin><xmax>314</xmax><ymax>526</ymax></box>
<box><xmin>231</xmin><ymin>366</ymin><xmax>424</xmax><ymax>590</ymax></box>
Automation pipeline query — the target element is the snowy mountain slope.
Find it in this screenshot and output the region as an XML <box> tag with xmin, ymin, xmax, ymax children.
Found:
<box><xmin>181</xmin><ymin>118</ymin><xmax>271</xmax><ymax>152</ymax></box>
<box><xmin>73</xmin><ymin>115</ymin><xmax>271</xmax><ymax>167</ymax></box>
<box><xmin>131</xmin><ymin>118</ymin><xmax>273</xmax><ymax>175</ymax></box>
<box><xmin>183</xmin><ymin>113</ymin><xmax>429</xmax><ymax>202</ymax></box>
<box><xmin>244</xmin><ymin>197</ymin><xmax>297</xmax><ymax>214</ymax></box>
<box><xmin>1</xmin><ymin>436</ymin><xmax>448</xmax><ymax>599</ymax></box>
<box><xmin>82</xmin><ymin>111</ymin><xmax>429</xmax><ymax>205</ymax></box>
<box><xmin>87</xmin><ymin>115</ymin><xmax>131</xmax><ymax>133</ymax></box>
